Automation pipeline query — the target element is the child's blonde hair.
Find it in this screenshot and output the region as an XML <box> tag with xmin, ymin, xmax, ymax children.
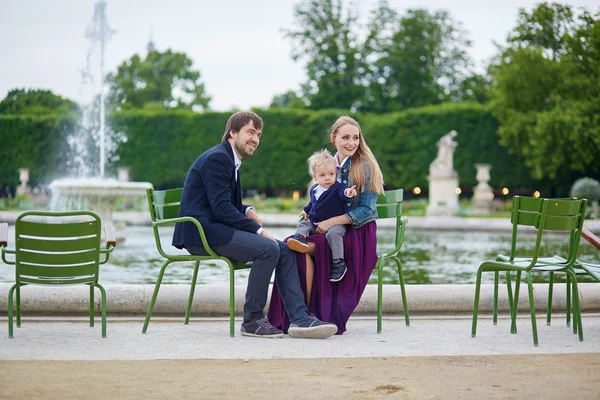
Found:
<box><xmin>308</xmin><ymin>149</ymin><xmax>336</xmax><ymax>176</ymax></box>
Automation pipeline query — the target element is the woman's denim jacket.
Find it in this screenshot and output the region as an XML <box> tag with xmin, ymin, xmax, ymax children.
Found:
<box><xmin>339</xmin><ymin>157</ymin><xmax>378</xmax><ymax>228</ymax></box>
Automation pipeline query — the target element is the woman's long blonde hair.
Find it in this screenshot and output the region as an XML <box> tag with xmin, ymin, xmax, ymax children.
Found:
<box><xmin>329</xmin><ymin>116</ymin><xmax>384</xmax><ymax>194</ymax></box>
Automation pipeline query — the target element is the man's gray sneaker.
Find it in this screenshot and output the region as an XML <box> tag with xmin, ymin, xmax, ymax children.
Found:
<box><xmin>241</xmin><ymin>316</ymin><xmax>284</xmax><ymax>338</ymax></box>
<box><xmin>288</xmin><ymin>315</ymin><xmax>337</xmax><ymax>339</ymax></box>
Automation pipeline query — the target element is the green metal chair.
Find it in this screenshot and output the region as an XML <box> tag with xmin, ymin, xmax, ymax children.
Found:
<box><xmin>142</xmin><ymin>188</ymin><xmax>252</xmax><ymax>337</ymax></box>
<box><xmin>0</xmin><ymin>210</ymin><xmax>116</xmax><ymax>338</ymax></box>
<box><xmin>375</xmin><ymin>188</ymin><xmax>409</xmax><ymax>333</ymax></box>
<box><xmin>575</xmin><ymin>228</ymin><xmax>600</xmax><ymax>281</ymax></box>
<box><xmin>472</xmin><ymin>196</ymin><xmax>587</xmax><ymax>346</ymax></box>
<box><xmin>490</xmin><ymin>197</ymin><xmax>587</xmax><ymax>330</ymax></box>
<box><xmin>550</xmin><ymin>227</ymin><xmax>600</xmax><ymax>304</ymax></box>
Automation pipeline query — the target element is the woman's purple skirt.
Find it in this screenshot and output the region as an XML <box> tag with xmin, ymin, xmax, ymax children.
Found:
<box><xmin>267</xmin><ymin>222</ymin><xmax>378</xmax><ymax>334</ymax></box>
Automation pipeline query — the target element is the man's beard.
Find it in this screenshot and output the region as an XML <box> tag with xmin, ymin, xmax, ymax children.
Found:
<box><xmin>235</xmin><ymin>140</ymin><xmax>255</xmax><ymax>158</ymax></box>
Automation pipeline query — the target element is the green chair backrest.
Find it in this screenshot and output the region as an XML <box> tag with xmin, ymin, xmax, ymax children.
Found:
<box><xmin>15</xmin><ymin>211</ymin><xmax>102</xmax><ymax>285</ymax></box>
<box><xmin>509</xmin><ymin>196</ymin><xmax>587</xmax><ymax>267</ymax></box>
<box><xmin>376</xmin><ymin>189</ymin><xmax>405</xmax><ymax>256</ymax></box>
<box><xmin>147</xmin><ymin>187</ymin><xmax>182</xmax><ymax>222</ymax></box>
<box><xmin>146</xmin><ymin>187</ymin><xmax>183</xmax><ymax>255</ymax></box>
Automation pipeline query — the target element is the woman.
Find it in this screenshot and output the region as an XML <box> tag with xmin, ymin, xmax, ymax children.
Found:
<box><xmin>268</xmin><ymin>116</ymin><xmax>385</xmax><ymax>334</ymax></box>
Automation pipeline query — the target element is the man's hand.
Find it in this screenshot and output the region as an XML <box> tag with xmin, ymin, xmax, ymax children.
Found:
<box><xmin>260</xmin><ymin>230</ymin><xmax>277</xmax><ymax>242</ymax></box>
<box><xmin>247</xmin><ymin>208</ymin><xmax>262</xmax><ymax>226</ymax></box>
<box><xmin>345</xmin><ymin>185</ymin><xmax>357</xmax><ymax>198</ymax></box>
<box><xmin>298</xmin><ymin>211</ymin><xmax>308</xmax><ymax>222</ymax></box>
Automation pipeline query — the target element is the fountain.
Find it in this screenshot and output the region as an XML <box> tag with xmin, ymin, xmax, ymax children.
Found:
<box><xmin>49</xmin><ymin>0</ymin><xmax>152</xmax><ymax>236</ymax></box>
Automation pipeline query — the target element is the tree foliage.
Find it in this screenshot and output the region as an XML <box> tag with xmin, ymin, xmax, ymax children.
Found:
<box><xmin>285</xmin><ymin>0</ymin><xmax>365</xmax><ymax>110</ymax></box>
<box><xmin>269</xmin><ymin>90</ymin><xmax>306</xmax><ymax>108</ymax></box>
<box><xmin>285</xmin><ymin>0</ymin><xmax>476</xmax><ymax>112</ymax></box>
<box><xmin>0</xmin><ymin>89</ymin><xmax>79</xmax><ymax>115</ymax></box>
<box><xmin>106</xmin><ymin>49</ymin><xmax>211</xmax><ymax>111</ymax></box>
<box><xmin>365</xmin><ymin>8</ymin><xmax>473</xmax><ymax>112</ymax></box>
<box><xmin>490</xmin><ymin>2</ymin><xmax>600</xmax><ymax>180</ymax></box>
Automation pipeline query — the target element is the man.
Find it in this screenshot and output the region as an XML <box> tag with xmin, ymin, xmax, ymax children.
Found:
<box><xmin>173</xmin><ymin>111</ymin><xmax>337</xmax><ymax>339</ymax></box>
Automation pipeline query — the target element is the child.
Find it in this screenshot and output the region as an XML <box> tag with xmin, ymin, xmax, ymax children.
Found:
<box><xmin>287</xmin><ymin>149</ymin><xmax>357</xmax><ymax>282</ymax></box>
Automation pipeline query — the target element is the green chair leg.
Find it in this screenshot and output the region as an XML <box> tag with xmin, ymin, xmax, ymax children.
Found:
<box><xmin>471</xmin><ymin>268</ymin><xmax>484</xmax><ymax>338</ymax></box>
<box><xmin>511</xmin><ymin>271</ymin><xmax>522</xmax><ymax>334</ymax></box>
<box><xmin>8</xmin><ymin>283</ymin><xmax>16</xmax><ymax>338</ymax></box>
<box><xmin>90</xmin><ymin>284</ymin><xmax>95</xmax><ymax>327</ymax></box>
<box><xmin>377</xmin><ymin>257</ymin><xmax>383</xmax><ymax>333</ymax></box>
<box><xmin>505</xmin><ymin>271</ymin><xmax>514</xmax><ymax>333</ymax></box>
<box><xmin>526</xmin><ymin>272</ymin><xmax>538</xmax><ymax>347</ymax></box>
<box><xmin>96</xmin><ymin>283</ymin><xmax>107</xmax><ymax>338</ymax></box>
<box><xmin>185</xmin><ymin>261</ymin><xmax>201</xmax><ymax>325</ymax></box>
<box><xmin>567</xmin><ymin>270</ymin><xmax>583</xmax><ymax>341</ymax></box>
<box><xmin>142</xmin><ymin>260</ymin><xmax>172</xmax><ymax>334</ymax></box>
<box><xmin>229</xmin><ymin>261</ymin><xmax>235</xmax><ymax>337</ymax></box>
<box><xmin>566</xmin><ymin>274</ymin><xmax>572</xmax><ymax>328</ymax></box>
<box><xmin>547</xmin><ymin>271</ymin><xmax>554</xmax><ymax>326</ymax></box>
<box><xmin>393</xmin><ymin>256</ymin><xmax>409</xmax><ymax>327</ymax></box>
<box><xmin>493</xmin><ymin>271</ymin><xmax>499</xmax><ymax>325</ymax></box>
<box><xmin>16</xmin><ymin>285</ymin><xmax>21</xmax><ymax>327</ymax></box>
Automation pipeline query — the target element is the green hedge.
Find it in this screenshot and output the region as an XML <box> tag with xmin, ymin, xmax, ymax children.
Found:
<box><xmin>0</xmin><ymin>105</ymin><xmax>571</xmax><ymax>195</ymax></box>
<box><xmin>0</xmin><ymin>114</ymin><xmax>74</xmax><ymax>189</ymax></box>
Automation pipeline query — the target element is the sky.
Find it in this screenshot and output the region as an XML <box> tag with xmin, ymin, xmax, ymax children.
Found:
<box><xmin>1</xmin><ymin>0</ymin><xmax>599</xmax><ymax>111</ymax></box>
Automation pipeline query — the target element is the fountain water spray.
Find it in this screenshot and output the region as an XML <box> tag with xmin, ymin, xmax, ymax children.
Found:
<box><xmin>83</xmin><ymin>0</ymin><xmax>113</xmax><ymax>177</ymax></box>
<box><xmin>49</xmin><ymin>1</ymin><xmax>152</xmax><ymax>240</ymax></box>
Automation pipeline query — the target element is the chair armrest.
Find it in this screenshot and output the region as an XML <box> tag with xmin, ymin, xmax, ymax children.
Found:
<box><xmin>153</xmin><ymin>216</ymin><xmax>218</xmax><ymax>257</ymax></box>
<box><xmin>104</xmin><ymin>223</ymin><xmax>117</xmax><ymax>248</ymax></box>
<box><xmin>0</xmin><ymin>222</ymin><xmax>15</xmax><ymax>264</ymax></box>
<box><xmin>0</xmin><ymin>223</ymin><xmax>7</xmax><ymax>247</ymax></box>
<box><xmin>582</xmin><ymin>228</ymin><xmax>600</xmax><ymax>251</ymax></box>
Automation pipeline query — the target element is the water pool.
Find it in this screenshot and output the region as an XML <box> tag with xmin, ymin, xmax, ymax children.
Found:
<box><xmin>1</xmin><ymin>225</ymin><xmax>598</xmax><ymax>285</ymax></box>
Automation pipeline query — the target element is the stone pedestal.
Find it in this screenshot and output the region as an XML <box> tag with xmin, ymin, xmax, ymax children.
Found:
<box><xmin>117</xmin><ymin>167</ymin><xmax>130</xmax><ymax>182</ymax></box>
<box><xmin>471</xmin><ymin>164</ymin><xmax>493</xmax><ymax>215</ymax></box>
<box><xmin>426</xmin><ymin>175</ymin><xmax>460</xmax><ymax>216</ymax></box>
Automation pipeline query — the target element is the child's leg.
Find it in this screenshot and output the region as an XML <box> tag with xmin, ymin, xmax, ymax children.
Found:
<box><xmin>296</xmin><ymin>220</ymin><xmax>315</xmax><ymax>237</ymax></box>
<box><xmin>325</xmin><ymin>225</ymin><xmax>347</xmax><ymax>261</ymax></box>
<box><xmin>288</xmin><ymin>221</ymin><xmax>315</xmax><ymax>253</ymax></box>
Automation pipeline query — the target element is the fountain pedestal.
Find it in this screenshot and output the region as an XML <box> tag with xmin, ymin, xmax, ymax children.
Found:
<box><xmin>49</xmin><ymin>178</ymin><xmax>152</xmax><ymax>241</ymax></box>
<box><xmin>471</xmin><ymin>164</ymin><xmax>494</xmax><ymax>215</ymax></box>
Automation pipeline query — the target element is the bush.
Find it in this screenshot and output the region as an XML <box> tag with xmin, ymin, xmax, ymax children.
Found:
<box><xmin>570</xmin><ymin>177</ymin><xmax>600</xmax><ymax>201</ymax></box>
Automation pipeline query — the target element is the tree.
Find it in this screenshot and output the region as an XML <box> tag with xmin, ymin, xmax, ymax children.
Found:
<box><xmin>269</xmin><ymin>90</ymin><xmax>306</xmax><ymax>108</ymax></box>
<box><xmin>365</xmin><ymin>8</ymin><xmax>473</xmax><ymax>112</ymax></box>
<box><xmin>0</xmin><ymin>88</ymin><xmax>79</xmax><ymax>115</ymax></box>
<box><xmin>490</xmin><ymin>3</ymin><xmax>600</xmax><ymax>180</ymax></box>
<box><xmin>285</xmin><ymin>0</ymin><xmax>365</xmax><ymax>110</ymax></box>
<box><xmin>106</xmin><ymin>49</ymin><xmax>211</xmax><ymax>111</ymax></box>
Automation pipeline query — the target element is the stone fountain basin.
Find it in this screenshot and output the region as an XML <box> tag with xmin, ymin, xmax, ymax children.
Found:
<box><xmin>49</xmin><ymin>178</ymin><xmax>154</xmax><ymax>241</ymax></box>
<box><xmin>49</xmin><ymin>178</ymin><xmax>153</xmax><ymax>196</ymax></box>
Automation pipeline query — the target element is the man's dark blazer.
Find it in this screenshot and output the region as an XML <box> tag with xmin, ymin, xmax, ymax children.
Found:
<box><xmin>172</xmin><ymin>141</ymin><xmax>261</xmax><ymax>248</ymax></box>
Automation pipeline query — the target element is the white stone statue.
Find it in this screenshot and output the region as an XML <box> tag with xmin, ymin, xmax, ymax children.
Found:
<box><xmin>16</xmin><ymin>168</ymin><xmax>32</xmax><ymax>197</ymax></box>
<box><xmin>426</xmin><ymin>131</ymin><xmax>460</xmax><ymax>216</ymax></box>
<box><xmin>430</xmin><ymin>130</ymin><xmax>458</xmax><ymax>176</ymax></box>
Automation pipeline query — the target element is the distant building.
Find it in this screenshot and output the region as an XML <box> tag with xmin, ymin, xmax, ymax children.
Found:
<box><xmin>147</xmin><ymin>27</ymin><xmax>156</xmax><ymax>53</ymax></box>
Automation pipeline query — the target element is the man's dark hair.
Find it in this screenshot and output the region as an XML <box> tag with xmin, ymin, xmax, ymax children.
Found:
<box><xmin>221</xmin><ymin>111</ymin><xmax>263</xmax><ymax>142</ymax></box>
